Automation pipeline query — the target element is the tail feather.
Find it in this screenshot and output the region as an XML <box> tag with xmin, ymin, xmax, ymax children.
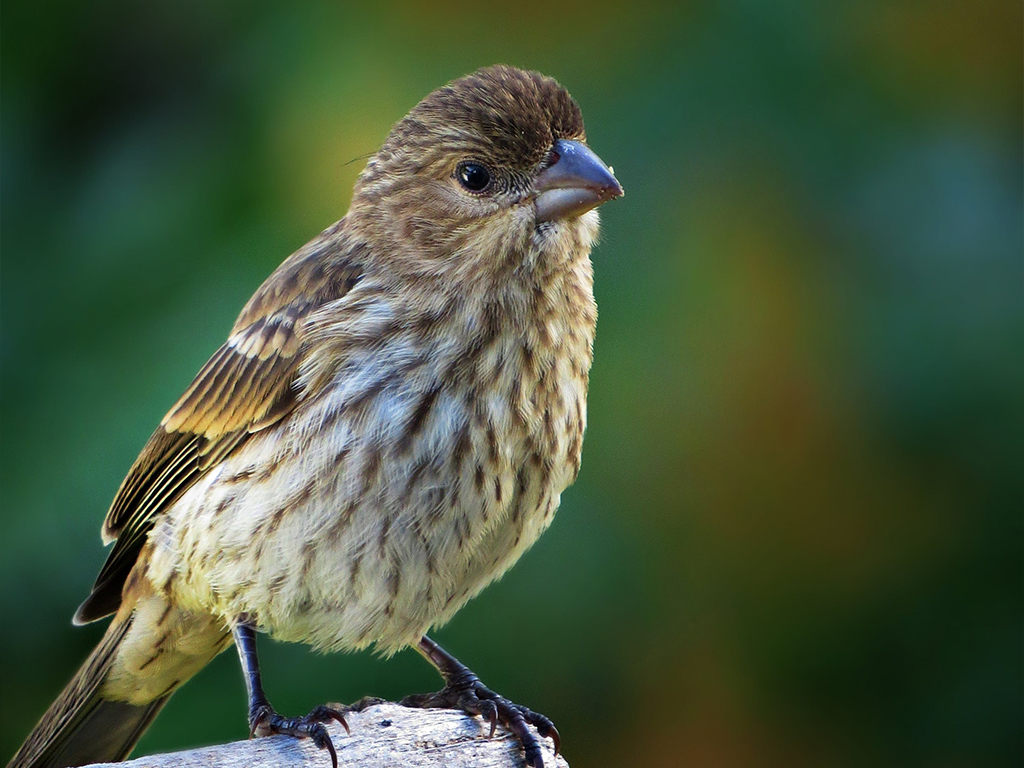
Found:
<box><xmin>8</xmin><ymin>615</ymin><xmax>165</xmax><ymax>768</ymax></box>
<box><xmin>12</xmin><ymin>698</ymin><xmax>170</xmax><ymax>768</ymax></box>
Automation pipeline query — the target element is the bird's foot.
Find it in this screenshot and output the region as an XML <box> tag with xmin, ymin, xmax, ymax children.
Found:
<box><xmin>400</xmin><ymin>669</ymin><xmax>559</xmax><ymax>768</ymax></box>
<box><xmin>249</xmin><ymin>702</ymin><xmax>349</xmax><ymax>768</ymax></box>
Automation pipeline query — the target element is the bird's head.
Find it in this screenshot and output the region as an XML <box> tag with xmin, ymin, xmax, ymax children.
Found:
<box><xmin>349</xmin><ymin>65</ymin><xmax>622</xmax><ymax>279</ymax></box>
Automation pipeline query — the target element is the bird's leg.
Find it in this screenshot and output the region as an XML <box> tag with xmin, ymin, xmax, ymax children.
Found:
<box><xmin>400</xmin><ymin>635</ymin><xmax>560</xmax><ymax>768</ymax></box>
<box><xmin>232</xmin><ymin>621</ymin><xmax>348</xmax><ymax>768</ymax></box>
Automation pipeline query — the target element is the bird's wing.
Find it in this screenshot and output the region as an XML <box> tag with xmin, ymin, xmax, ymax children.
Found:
<box><xmin>75</xmin><ymin>223</ymin><xmax>363</xmax><ymax>624</ymax></box>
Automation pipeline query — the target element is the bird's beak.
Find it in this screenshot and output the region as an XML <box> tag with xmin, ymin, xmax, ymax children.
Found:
<box><xmin>534</xmin><ymin>139</ymin><xmax>624</xmax><ymax>223</ymax></box>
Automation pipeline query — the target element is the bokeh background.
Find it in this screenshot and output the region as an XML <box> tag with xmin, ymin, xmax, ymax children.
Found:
<box><xmin>2</xmin><ymin>2</ymin><xmax>1021</xmax><ymax>767</ymax></box>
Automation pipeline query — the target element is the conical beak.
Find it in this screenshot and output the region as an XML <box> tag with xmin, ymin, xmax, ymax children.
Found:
<box><xmin>534</xmin><ymin>139</ymin><xmax>624</xmax><ymax>223</ymax></box>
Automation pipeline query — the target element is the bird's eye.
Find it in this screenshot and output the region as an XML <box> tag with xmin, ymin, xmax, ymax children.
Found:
<box><xmin>457</xmin><ymin>162</ymin><xmax>492</xmax><ymax>193</ymax></box>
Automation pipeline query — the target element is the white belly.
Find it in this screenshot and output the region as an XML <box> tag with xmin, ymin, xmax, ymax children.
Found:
<box><xmin>146</xmin><ymin>343</ymin><xmax>583</xmax><ymax>656</ymax></box>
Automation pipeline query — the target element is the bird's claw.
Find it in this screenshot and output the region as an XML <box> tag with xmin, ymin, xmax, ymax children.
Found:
<box><xmin>248</xmin><ymin>703</ymin><xmax>348</xmax><ymax>768</ymax></box>
<box><xmin>401</xmin><ymin>679</ymin><xmax>558</xmax><ymax>768</ymax></box>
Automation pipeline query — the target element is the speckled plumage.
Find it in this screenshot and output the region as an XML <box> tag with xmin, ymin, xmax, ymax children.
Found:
<box><xmin>12</xmin><ymin>65</ymin><xmax>619</xmax><ymax>768</ymax></box>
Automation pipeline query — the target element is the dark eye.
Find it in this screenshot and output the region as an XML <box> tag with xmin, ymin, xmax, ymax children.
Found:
<box><xmin>457</xmin><ymin>162</ymin><xmax>491</xmax><ymax>192</ymax></box>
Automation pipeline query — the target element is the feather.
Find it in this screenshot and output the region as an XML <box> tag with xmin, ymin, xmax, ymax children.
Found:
<box><xmin>75</xmin><ymin>222</ymin><xmax>364</xmax><ymax>624</ymax></box>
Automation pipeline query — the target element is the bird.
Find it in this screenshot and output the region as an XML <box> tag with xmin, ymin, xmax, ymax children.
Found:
<box><xmin>10</xmin><ymin>64</ymin><xmax>622</xmax><ymax>768</ymax></box>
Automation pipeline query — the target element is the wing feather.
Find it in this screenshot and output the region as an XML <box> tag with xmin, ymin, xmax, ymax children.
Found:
<box><xmin>74</xmin><ymin>223</ymin><xmax>364</xmax><ymax>624</ymax></box>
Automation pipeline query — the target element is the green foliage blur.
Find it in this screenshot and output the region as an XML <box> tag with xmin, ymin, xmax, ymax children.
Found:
<box><xmin>2</xmin><ymin>2</ymin><xmax>1021</xmax><ymax>766</ymax></box>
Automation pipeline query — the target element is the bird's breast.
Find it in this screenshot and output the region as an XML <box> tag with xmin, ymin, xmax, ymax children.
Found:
<box><xmin>151</xmin><ymin>266</ymin><xmax>596</xmax><ymax>655</ymax></box>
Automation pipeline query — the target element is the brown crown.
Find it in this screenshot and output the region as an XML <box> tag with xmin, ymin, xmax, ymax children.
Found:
<box><xmin>383</xmin><ymin>65</ymin><xmax>586</xmax><ymax>170</ymax></box>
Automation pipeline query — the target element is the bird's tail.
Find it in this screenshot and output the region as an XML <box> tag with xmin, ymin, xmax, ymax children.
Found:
<box><xmin>8</xmin><ymin>613</ymin><xmax>167</xmax><ymax>768</ymax></box>
<box><xmin>9</xmin><ymin>592</ymin><xmax>230</xmax><ymax>768</ymax></box>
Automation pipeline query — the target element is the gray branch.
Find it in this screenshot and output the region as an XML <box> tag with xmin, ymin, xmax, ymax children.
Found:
<box><xmin>85</xmin><ymin>702</ymin><xmax>568</xmax><ymax>768</ymax></box>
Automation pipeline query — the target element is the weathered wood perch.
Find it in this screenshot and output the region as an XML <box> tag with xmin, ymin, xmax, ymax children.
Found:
<box><xmin>84</xmin><ymin>702</ymin><xmax>568</xmax><ymax>768</ymax></box>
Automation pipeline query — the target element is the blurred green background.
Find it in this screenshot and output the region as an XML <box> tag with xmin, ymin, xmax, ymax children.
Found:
<box><xmin>2</xmin><ymin>1</ymin><xmax>1021</xmax><ymax>766</ymax></box>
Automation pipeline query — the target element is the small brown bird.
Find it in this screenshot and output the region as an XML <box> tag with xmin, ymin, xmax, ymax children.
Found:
<box><xmin>10</xmin><ymin>64</ymin><xmax>622</xmax><ymax>768</ymax></box>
